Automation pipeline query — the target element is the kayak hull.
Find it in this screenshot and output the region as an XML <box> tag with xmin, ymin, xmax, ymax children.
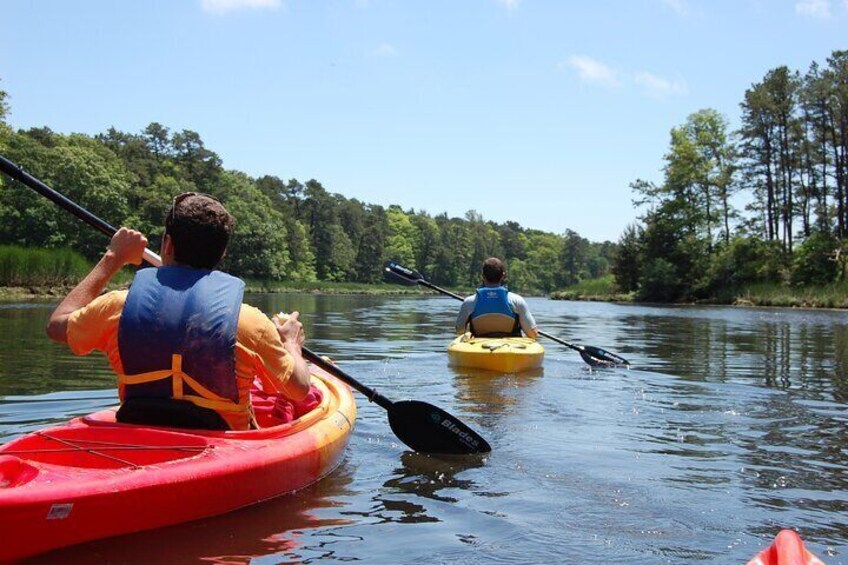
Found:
<box><xmin>0</xmin><ymin>365</ymin><xmax>356</xmax><ymax>563</ymax></box>
<box><xmin>447</xmin><ymin>336</ymin><xmax>544</xmax><ymax>373</ymax></box>
<box><xmin>746</xmin><ymin>530</ymin><xmax>825</xmax><ymax>565</ymax></box>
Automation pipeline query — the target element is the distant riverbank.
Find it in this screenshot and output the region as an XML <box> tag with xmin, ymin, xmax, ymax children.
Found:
<box><xmin>550</xmin><ymin>276</ymin><xmax>848</xmax><ymax>309</ymax></box>
<box><xmin>4</xmin><ymin>246</ymin><xmax>845</xmax><ymax>309</ymax></box>
<box><xmin>0</xmin><ymin>280</ymin><xmax>442</xmax><ymax>301</ymax></box>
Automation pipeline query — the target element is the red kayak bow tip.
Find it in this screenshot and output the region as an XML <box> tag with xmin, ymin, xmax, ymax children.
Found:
<box><xmin>746</xmin><ymin>530</ymin><xmax>826</xmax><ymax>565</ymax></box>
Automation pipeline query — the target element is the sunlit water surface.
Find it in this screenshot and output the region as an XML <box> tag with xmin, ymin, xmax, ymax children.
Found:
<box><xmin>1</xmin><ymin>295</ymin><xmax>847</xmax><ymax>564</ymax></box>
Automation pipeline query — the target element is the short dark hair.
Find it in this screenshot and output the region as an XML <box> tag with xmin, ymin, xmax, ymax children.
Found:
<box><xmin>164</xmin><ymin>193</ymin><xmax>235</xmax><ymax>269</ymax></box>
<box><xmin>482</xmin><ymin>257</ymin><xmax>506</xmax><ymax>284</ymax></box>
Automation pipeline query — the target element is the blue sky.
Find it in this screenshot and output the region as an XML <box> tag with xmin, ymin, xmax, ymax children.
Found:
<box><xmin>1</xmin><ymin>0</ymin><xmax>846</xmax><ymax>242</ymax></box>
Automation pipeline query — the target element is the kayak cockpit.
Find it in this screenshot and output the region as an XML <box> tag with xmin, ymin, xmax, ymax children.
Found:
<box><xmin>0</xmin><ymin>427</ymin><xmax>211</xmax><ymax>470</ymax></box>
<box><xmin>0</xmin><ymin>455</ymin><xmax>39</xmax><ymax>487</ymax></box>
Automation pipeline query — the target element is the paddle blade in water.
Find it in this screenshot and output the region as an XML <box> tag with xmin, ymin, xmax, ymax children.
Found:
<box><xmin>579</xmin><ymin>345</ymin><xmax>630</xmax><ymax>368</ymax></box>
<box><xmin>387</xmin><ymin>400</ymin><xmax>491</xmax><ymax>455</ymax></box>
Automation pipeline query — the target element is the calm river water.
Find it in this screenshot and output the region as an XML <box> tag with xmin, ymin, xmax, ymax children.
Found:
<box><xmin>1</xmin><ymin>294</ymin><xmax>847</xmax><ymax>564</ymax></box>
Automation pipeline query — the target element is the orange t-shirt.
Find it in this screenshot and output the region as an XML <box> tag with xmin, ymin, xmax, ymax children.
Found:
<box><xmin>67</xmin><ymin>290</ymin><xmax>298</xmax><ymax>430</ymax></box>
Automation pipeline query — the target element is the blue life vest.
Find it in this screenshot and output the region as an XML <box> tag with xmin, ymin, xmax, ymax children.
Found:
<box><xmin>470</xmin><ymin>286</ymin><xmax>520</xmax><ymax>337</ymax></box>
<box><xmin>117</xmin><ymin>267</ymin><xmax>246</xmax><ymax>412</ymax></box>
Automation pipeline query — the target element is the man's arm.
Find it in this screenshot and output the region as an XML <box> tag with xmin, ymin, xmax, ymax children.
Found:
<box><xmin>510</xmin><ymin>294</ymin><xmax>539</xmax><ymax>340</ymax></box>
<box><xmin>455</xmin><ymin>296</ymin><xmax>476</xmax><ymax>335</ymax></box>
<box><xmin>46</xmin><ymin>228</ymin><xmax>148</xmax><ymax>344</ymax></box>
<box><xmin>272</xmin><ymin>311</ymin><xmax>311</xmax><ymax>400</ymax></box>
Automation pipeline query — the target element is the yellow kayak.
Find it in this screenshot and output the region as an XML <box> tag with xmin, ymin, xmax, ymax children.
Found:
<box><xmin>447</xmin><ymin>335</ymin><xmax>544</xmax><ymax>372</ymax></box>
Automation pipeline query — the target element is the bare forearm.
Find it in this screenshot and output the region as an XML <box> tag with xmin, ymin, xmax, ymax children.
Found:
<box><xmin>283</xmin><ymin>340</ymin><xmax>311</xmax><ymax>400</ymax></box>
<box><xmin>46</xmin><ymin>251</ymin><xmax>123</xmax><ymax>343</ymax></box>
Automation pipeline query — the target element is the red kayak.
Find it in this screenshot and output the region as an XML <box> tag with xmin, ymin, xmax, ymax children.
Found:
<box><xmin>747</xmin><ymin>530</ymin><xmax>826</xmax><ymax>565</ymax></box>
<box><xmin>0</xmin><ymin>365</ymin><xmax>356</xmax><ymax>563</ymax></box>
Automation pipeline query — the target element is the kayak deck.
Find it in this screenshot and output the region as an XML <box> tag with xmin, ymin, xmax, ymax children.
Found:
<box><xmin>0</xmin><ymin>365</ymin><xmax>356</xmax><ymax>562</ymax></box>
<box><xmin>447</xmin><ymin>335</ymin><xmax>544</xmax><ymax>373</ymax></box>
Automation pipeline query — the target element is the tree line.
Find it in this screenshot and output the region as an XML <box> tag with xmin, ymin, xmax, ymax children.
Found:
<box><xmin>614</xmin><ymin>50</ymin><xmax>848</xmax><ymax>301</ymax></box>
<box><xmin>0</xmin><ymin>82</ymin><xmax>613</xmax><ymax>293</ymax></box>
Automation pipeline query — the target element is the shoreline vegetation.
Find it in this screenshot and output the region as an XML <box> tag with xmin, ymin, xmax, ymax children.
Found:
<box><xmin>2</xmin><ymin>51</ymin><xmax>848</xmax><ymax>309</ymax></box>
<box><xmin>550</xmin><ymin>274</ymin><xmax>848</xmax><ymax>309</ymax></box>
<box><xmin>0</xmin><ymin>245</ymin><xmax>457</xmax><ymax>300</ymax></box>
<box><xmin>3</xmin><ymin>246</ymin><xmax>846</xmax><ymax>309</ymax></box>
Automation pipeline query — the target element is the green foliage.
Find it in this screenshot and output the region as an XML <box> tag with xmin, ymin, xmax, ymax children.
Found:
<box><xmin>0</xmin><ymin>245</ymin><xmax>89</xmax><ymax>286</ymax></box>
<box><xmin>6</xmin><ymin>49</ymin><xmax>847</xmax><ymax>304</ymax></box>
<box><xmin>708</xmin><ymin>237</ymin><xmax>785</xmax><ymax>295</ymax></box>
<box><xmin>383</xmin><ymin>207</ymin><xmax>417</xmax><ymax>267</ymax></box>
<box><xmin>0</xmin><ymin>84</ymin><xmax>8</xmax><ymax>124</ymax></box>
<box><xmin>638</xmin><ymin>258</ymin><xmax>681</xmax><ymax>302</ymax></box>
<box><xmin>217</xmin><ymin>171</ymin><xmax>290</xmax><ymax>279</ymax></box>
<box><xmin>504</xmin><ymin>257</ymin><xmax>537</xmax><ymax>294</ymax></box>
<box><xmin>735</xmin><ymin>281</ymin><xmax>848</xmax><ymax>309</ymax></box>
<box><xmin>612</xmin><ymin>223</ymin><xmax>641</xmax><ymax>292</ymax></box>
<box><xmin>0</xmin><ymin>81</ymin><xmax>642</xmax><ymax>295</ymax></box>
<box><xmin>354</xmin><ymin>205</ymin><xmax>388</xmax><ymax>283</ymax></box>
<box><xmin>325</xmin><ymin>223</ymin><xmax>356</xmax><ymax>282</ymax></box>
<box><xmin>284</xmin><ymin>219</ymin><xmax>317</xmax><ymax>282</ymax></box>
<box><xmin>524</xmin><ymin>231</ymin><xmax>561</xmax><ymax>293</ymax></box>
<box><xmin>791</xmin><ymin>232</ymin><xmax>839</xmax><ymax>286</ymax></box>
<box><xmin>552</xmin><ymin>275</ymin><xmax>617</xmax><ymax>296</ymax></box>
<box><xmin>0</xmin><ymin>131</ymin><xmax>134</xmax><ymax>258</ymax></box>
<box><xmin>557</xmin><ymin>229</ymin><xmax>590</xmax><ymax>287</ymax></box>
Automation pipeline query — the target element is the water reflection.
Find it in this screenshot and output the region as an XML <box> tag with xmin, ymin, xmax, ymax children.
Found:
<box><xmin>450</xmin><ymin>367</ymin><xmax>544</xmax><ymax>417</ymax></box>
<box><xmin>342</xmin><ymin>451</ymin><xmax>487</xmax><ymax>526</ymax></box>
<box><xmin>607</xmin><ymin>305</ymin><xmax>848</xmax><ymax>398</ymax></box>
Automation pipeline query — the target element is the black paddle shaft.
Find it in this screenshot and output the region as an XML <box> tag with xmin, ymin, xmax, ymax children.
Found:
<box><xmin>0</xmin><ymin>154</ymin><xmax>117</xmax><ymax>238</ymax></box>
<box><xmin>303</xmin><ymin>348</ymin><xmax>491</xmax><ymax>454</ymax></box>
<box><xmin>302</xmin><ymin>348</ymin><xmax>393</xmax><ymax>410</ymax></box>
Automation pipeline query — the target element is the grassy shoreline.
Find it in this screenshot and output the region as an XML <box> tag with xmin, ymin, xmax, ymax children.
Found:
<box><xmin>551</xmin><ymin>279</ymin><xmax>848</xmax><ymax>309</ymax></box>
<box><xmin>8</xmin><ymin>280</ymin><xmax>847</xmax><ymax>309</ymax></box>
<box><xmin>3</xmin><ymin>245</ymin><xmax>846</xmax><ymax>309</ymax></box>
<box><xmin>0</xmin><ymin>280</ymin><xmax>445</xmax><ymax>301</ymax></box>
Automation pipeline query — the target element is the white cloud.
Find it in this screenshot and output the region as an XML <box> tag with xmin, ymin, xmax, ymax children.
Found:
<box><xmin>634</xmin><ymin>72</ymin><xmax>688</xmax><ymax>99</ymax></box>
<box><xmin>659</xmin><ymin>0</ymin><xmax>690</xmax><ymax>16</ymax></box>
<box><xmin>496</xmin><ymin>0</ymin><xmax>521</xmax><ymax>11</ymax></box>
<box><xmin>795</xmin><ymin>0</ymin><xmax>832</xmax><ymax>18</ymax></box>
<box><xmin>561</xmin><ymin>55</ymin><xmax>687</xmax><ymax>101</ymax></box>
<box><xmin>370</xmin><ymin>43</ymin><xmax>398</xmax><ymax>58</ymax></box>
<box><xmin>562</xmin><ymin>55</ymin><xmax>621</xmax><ymax>88</ymax></box>
<box><xmin>201</xmin><ymin>0</ymin><xmax>281</xmax><ymax>15</ymax></box>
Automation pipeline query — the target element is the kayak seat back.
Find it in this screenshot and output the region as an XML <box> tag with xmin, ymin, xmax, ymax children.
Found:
<box><xmin>116</xmin><ymin>397</ymin><xmax>230</xmax><ymax>431</ymax></box>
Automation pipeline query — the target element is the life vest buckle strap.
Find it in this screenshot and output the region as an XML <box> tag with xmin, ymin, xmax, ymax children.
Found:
<box><xmin>171</xmin><ymin>354</ymin><xmax>184</xmax><ymax>399</ymax></box>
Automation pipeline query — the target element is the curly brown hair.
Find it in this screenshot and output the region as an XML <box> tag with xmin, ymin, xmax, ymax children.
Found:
<box><xmin>164</xmin><ymin>193</ymin><xmax>235</xmax><ymax>269</ymax></box>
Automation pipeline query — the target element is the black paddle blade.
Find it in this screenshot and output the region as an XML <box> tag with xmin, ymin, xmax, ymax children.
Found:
<box><xmin>387</xmin><ymin>400</ymin><xmax>491</xmax><ymax>455</ymax></box>
<box><xmin>579</xmin><ymin>345</ymin><xmax>630</xmax><ymax>368</ymax></box>
<box><xmin>384</xmin><ymin>261</ymin><xmax>424</xmax><ymax>286</ymax></box>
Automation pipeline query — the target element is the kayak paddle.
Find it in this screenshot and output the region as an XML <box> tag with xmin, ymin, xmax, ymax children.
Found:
<box><xmin>0</xmin><ymin>154</ymin><xmax>492</xmax><ymax>455</ymax></box>
<box><xmin>384</xmin><ymin>260</ymin><xmax>631</xmax><ymax>368</ymax></box>
<box><xmin>302</xmin><ymin>350</ymin><xmax>490</xmax><ymax>454</ymax></box>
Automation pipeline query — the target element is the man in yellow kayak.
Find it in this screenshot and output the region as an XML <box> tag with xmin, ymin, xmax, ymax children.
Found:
<box><xmin>45</xmin><ymin>192</ymin><xmax>313</xmax><ymax>430</ymax></box>
<box><xmin>455</xmin><ymin>257</ymin><xmax>539</xmax><ymax>339</ymax></box>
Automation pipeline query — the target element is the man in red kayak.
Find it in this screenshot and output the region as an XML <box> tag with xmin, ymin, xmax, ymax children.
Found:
<box><xmin>455</xmin><ymin>257</ymin><xmax>539</xmax><ymax>339</ymax></box>
<box><xmin>45</xmin><ymin>192</ymin><xmax>312</xmax><ymax>430</ymax></box>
